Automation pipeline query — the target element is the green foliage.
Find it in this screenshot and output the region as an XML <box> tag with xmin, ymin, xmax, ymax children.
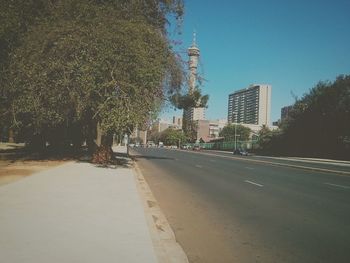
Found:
<box><xmin>170</xmin><ymin>88</ymin><xmax>209</xmax><ymax>110</ymax></box>
<box><xmin>1</xmin><ymin>0</ymin><xmax>184</xmax><ymax>149</ymax></box>
<box><xmin>260</xmin><ymin>75</ymin><xmax>350</xmax><ymax>159</ymax></box>
<box><xmin>148</xmin><ymin>130</ymin><xmax>161</xmax><ymax>144</ymax></box>
<box><xmin>181</xmin><ymin>119</ymin><xmax>198</xmax><ymax>142</ymax></box>
<box><xmin>219</xmin><ymin>124</ymin><xmax>251</xmax><ymax>141</ymax></box>
<box><xmin>159</xmin><ymin>128</ymin><xmax>187</xmax><ymax>146</ymax></box>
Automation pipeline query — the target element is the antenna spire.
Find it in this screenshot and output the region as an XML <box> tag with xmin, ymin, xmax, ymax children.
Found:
<box><xmin>192</xmin><ymin>30</ymin><xmax>197</xmax><ymax>46</ymax></box>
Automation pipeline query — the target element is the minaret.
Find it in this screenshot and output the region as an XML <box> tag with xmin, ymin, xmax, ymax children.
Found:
<box><xmin>188</xmin><ymin>32</ymin><xmax>200</xmax><ymax>94</ymax></box>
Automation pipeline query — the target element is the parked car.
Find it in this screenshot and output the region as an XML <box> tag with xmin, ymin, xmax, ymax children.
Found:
<box><xmin>181</xmin><ymin>144</ymin><xmax>190</xmax><ymax>150</ymax></box>
<box><xmin>193</xmin><ymin>145</ymin><xmax>201</xmax><ymax>151</ymax></box>
<box><xmin>147</xmin><ymin>141</ymin><xmax>156</xmax><ymax>147</ymax></box>
<box><xmin>233</xmin><ymin>149</ymin><xmax>249</xmax><ymax>156</ymax></box>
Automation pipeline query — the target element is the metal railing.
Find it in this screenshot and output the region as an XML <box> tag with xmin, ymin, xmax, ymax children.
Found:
<box><xmin>186</xmin><ymin>140</ymin><xmax>259</xmax><ymax>151</ymax></box>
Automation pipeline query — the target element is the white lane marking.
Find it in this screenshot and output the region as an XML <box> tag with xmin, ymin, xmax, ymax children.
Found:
<box><xmin>324</xmin><ymin>182</ymin><xmax>350</xmax><ymax>189</ymax></box>
<box><xmin>244</xmin><ymin>180</ymin><xmax>263</xmax><ymax>187</ymax></box>
<box><xmin>245</xmin><ymin>167</ymin><xmax>254</xmax><ymax>170</ymax></box>
<box><xmin>195</xmin><ymin>164</ymin><xmax>203</xmax><ymax>168</ymax></box>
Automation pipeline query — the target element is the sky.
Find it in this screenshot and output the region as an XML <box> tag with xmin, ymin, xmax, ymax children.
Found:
<box><xmin>161</xmin><ymin>0</ymin><xmax>350</xmax><ymax>123</ymax></box>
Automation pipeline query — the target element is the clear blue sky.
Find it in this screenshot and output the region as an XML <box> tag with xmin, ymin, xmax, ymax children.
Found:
<box><xmin>162</xmin><ymin>0</ymin><xmax>350</xmax><ymax>123</ymax></box>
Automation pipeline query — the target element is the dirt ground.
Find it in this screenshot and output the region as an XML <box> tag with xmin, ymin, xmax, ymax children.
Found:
<box><xmin>0</xmin><ymin>159</ymin><xmax>67</xmax><ymax>186</ymax></box>
<box><xmin>0</xmin><ymin>143</ymin><xmax>69</xmax><ymax>186</ymax></box>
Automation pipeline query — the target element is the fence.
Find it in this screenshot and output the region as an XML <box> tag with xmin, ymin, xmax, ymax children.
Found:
<box><xmin>187</xmin><ymin>140</ymin><xmax>259</xmax><ymax>151</ymax></box>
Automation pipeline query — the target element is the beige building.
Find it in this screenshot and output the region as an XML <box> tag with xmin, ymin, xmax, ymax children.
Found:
<box><xmin>209</xmin><ymin>119</ymin><xmax>227</xmax><ymax>138</ymax></box>
<box><xmin>196</xmin><ymin>120</ymin><xmax>210</xmax><ymax>142</ymax></box>
<box><xmin>172</xmin><ymin>116</ymin><xmax>183</xmax><ymax>129</ymax></box>
<box><xmin>130</xmin><ymin>127</ymin><xmax>147</xmax><ymax>144</ymax></box>
<box><xmin>153</xmin><ymin>119</ymin><xmax>171</xmax><ymax>133</ymax></box>
<box><xmin>184</xmin><ymin>107</ymin><xmax>205</xmax><ymax>122</ymax></box>
<box><xmin>228</xmin><ymin>84</ymin><xmax>271</xmax><ymax>129</ymax></box>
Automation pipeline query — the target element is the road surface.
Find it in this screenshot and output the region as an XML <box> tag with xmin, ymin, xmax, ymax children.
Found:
<box><xmin>132</xmin><ymin>147</ymin><xmax>350</xmax><ymax>263</ymax></box>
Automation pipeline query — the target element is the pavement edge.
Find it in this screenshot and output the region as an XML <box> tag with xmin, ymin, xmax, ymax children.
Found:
<box><xmin>133</xmin><ymin>161</ymin><xmax>189</xmax><ymax>263</ymax></box>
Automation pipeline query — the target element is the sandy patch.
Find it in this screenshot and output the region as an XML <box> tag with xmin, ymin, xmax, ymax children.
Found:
<box><xmin>0</xmin><ymin>160</ymin><xmax>66</xmax><ymax>186</ymax></box>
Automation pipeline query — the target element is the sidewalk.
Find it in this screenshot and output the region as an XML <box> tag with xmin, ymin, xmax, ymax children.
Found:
<box><xmin>0</xmin><ymin>146</ymin><xmax>186</xmax><ymax>263</ymax></box>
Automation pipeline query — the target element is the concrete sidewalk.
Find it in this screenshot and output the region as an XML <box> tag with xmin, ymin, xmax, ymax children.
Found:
<box><xmin>0</xmin><ymin>146</ymin><xmax>181</xmax><ymax>263</ymax></box>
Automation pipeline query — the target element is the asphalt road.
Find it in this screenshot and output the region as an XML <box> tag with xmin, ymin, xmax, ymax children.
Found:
<box><xmin>132</xmin><ymin>148</ymin><xmax>350</xmax><ymax>263</ymax></box>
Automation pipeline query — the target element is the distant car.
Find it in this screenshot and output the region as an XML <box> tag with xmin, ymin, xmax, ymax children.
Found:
<box><xmin>181</xmin><ymin>144</ymin><xmax>190</xmax><ymax>150</ymax></box>
<box><xmin>147</xmin><ymin>141</ymin><xmax>156</xmax><ymax>147</ymax></box>
<box><xmin>233</xmin><ymin>149</ymin><xmax>249</xmax><ymax>156</ymax></box>
<box><xmin>193</xmin><ymin>145</ymin><xmax>201</xmax><ymax>151</ymax></box>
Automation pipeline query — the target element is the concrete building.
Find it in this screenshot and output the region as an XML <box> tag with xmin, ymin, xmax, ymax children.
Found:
<box><xmin>281</xmin><ymin>105</ymin><xmax>293</xmax><ymax>121</ymax></box>
<box><xmin>196</xmin><ymin>120</ymin><xmax>210</xmax><ymax>142</ymax></box>
<box><xmin>209</xmin><ymin>119</ymin><xmax>227</xmax><ymax>138</ymax></box>
<box><xmin>153</xmin><ymin>119</ymin><xmax>171</xmax><ymax>133</ymax></box>
<box><xmin>130</xmin><ymin>127</ymin><xmax>147</xmax><ymax>144</ymax></box>
<box><xmin>172</xmin><ymin>116</ymin><xmax>183</xmax><ymax>129</ymax></box>
<box><xmin>184</xmin><ymin>107</ymin><xmax>205</xmax><ymax>122</ymax></box>
<box><xmin>228</xmin><ymin>84</ymin><xmax>271</xmax><ymax>131</ymax></box>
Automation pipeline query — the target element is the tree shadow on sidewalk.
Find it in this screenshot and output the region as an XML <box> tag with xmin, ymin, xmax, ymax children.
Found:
<box><xmin>130</xmin><ymin>154</ymin><xmax>175</xmax><ymax>161</ymax></box>
<box><xmin>77</xmin><ymin>151</ymin><xmax>132</xmax><ymax>169</ymax></box>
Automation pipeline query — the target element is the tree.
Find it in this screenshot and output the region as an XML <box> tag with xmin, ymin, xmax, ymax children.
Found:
<box><xmin>159</xmin><ymin>128</ymin><xmax>187</xmax><ymax>146</ymax></box>
<box><xmin>170</xmin><ymin>88</ymin><xmax>209</xmax><ymax>110</ymax></box>
<box><xmin>261</xmin><ymin>74</ymin><xmax>350</xmax><ymax>159</ymax></box>
<box><xmin>170</xmin><ymin>88</ymin><xmax>209</xmax><ymax>140</ymax></box>
<box><xmin>219</xmin><ymin>124</ymin><xmax>251</xmax><ymax>141</ymax></box>
<box><xmin>1</xmin><ymin>0</ymin><xmax>185</xmax><ymax>156</ymax></box>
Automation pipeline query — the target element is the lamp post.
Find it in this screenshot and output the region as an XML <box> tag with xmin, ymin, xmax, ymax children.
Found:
<box><xmin>233</xmin><ymin>111</ymin><xmax>237</xmax><ymax>151</ymax></box>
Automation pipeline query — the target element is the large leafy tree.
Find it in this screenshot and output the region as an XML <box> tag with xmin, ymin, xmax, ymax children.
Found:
<box><xmin>219</xmin><ymin>124</ymin><xmax>251</xmax><ymax>141</ymax></box>
<box><xmin>281</xmin><ymin>75</ymin><xmax>350</xmax><ymax>158</ymax></box>
<box><xmin>1</xmin><ymin>0</ymin><xmax>184</xmax><ymax>151</ymax></box>
<box><xmin>159</xmin><ymin>128</ymin><xmax>187</xmax><ymax>146</ymax></box>
<box><xmin>260</xmin><ymin>75</ymin><xmax>350</xmax><ymax>159</ymax></box>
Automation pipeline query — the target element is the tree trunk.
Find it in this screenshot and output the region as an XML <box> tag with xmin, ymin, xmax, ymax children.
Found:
<box><xmin>91</xmin><ymin>132</ymin><xmax>113</xmax><ymax>165</ymax></box>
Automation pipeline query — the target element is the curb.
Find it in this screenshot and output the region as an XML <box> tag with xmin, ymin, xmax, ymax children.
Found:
<box><xmin>179</xmin><ymin>149</ymin><xmax>350</xmax><ymax>176</ymax></box>
<box><xmin>133</xmin><ymin>162</ymin><xmax>189</xmax><ymax>263</ymax></box>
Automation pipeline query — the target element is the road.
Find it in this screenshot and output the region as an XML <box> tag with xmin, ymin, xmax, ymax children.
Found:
<box><xmin>132</xmin><ymin>147</ymin><xmax>350</xmax><ymax>263</ymax></box>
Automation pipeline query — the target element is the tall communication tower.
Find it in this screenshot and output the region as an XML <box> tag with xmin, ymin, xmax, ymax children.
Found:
<box><xmin>188</xmin><ymin>32</ymin><xmax>200</xmax><ymax>94</ymax></box>
<box><xmin>184</xmin><ymin>32</ymin><xmax>206</xmax><ymax>122</ymax></box>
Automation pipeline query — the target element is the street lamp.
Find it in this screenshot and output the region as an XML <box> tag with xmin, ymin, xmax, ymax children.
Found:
<box><xmin>233</xmin><ymin>111</ymin><xmax>238</xmax><ymax>151</ymax></box>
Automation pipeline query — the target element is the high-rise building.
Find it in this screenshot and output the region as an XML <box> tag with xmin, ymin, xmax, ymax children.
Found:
<box><xmin>172</xmin><ymin>116</ymin><xmax>183</xmax><ymax>128</ymax></box>
<box><xmin>281</xmin><ymin>105</ymin><xmax>293</xmax><ymax>121</ymax></box>
<box><xmin>228</xmin><ymin>84</ymin><xmax>271</xmax><ymax>128</ymax></box>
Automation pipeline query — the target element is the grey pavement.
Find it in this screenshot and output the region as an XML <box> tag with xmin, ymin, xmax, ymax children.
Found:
<box><xmin>0</xmin><ymin>146</ymin><xmax>158</xmax><ymax>263</ymax></box>
<box><xmin>134</xmin><ymin>147</ymin><xmax>350</xmax><ymax>262</ymax></box>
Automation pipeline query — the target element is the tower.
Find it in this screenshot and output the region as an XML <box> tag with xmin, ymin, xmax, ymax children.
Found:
<box><xmin>183</xmin><ymin>32</ymin><xmax>206</xmax><ymax>142</ymax></box>
<box><xmin>188</xmin><ymin>32</ymin><xmax>200</xmax><ymax>94</ymax></box>
<box><xmin>184</xmin><ymin>32</ymin><xmax>205</xmax><ymax>122</ymax></box>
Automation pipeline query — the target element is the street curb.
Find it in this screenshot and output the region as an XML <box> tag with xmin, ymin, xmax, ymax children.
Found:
<box><xmin>180</xmin><ymin>149</ymin><xmax>350</xmax><ymax>176</ymax></box>
<box><xmin>133</xmin><ymin>161</ymin><xmax>189</xmax><ymax>263</ymax></box>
